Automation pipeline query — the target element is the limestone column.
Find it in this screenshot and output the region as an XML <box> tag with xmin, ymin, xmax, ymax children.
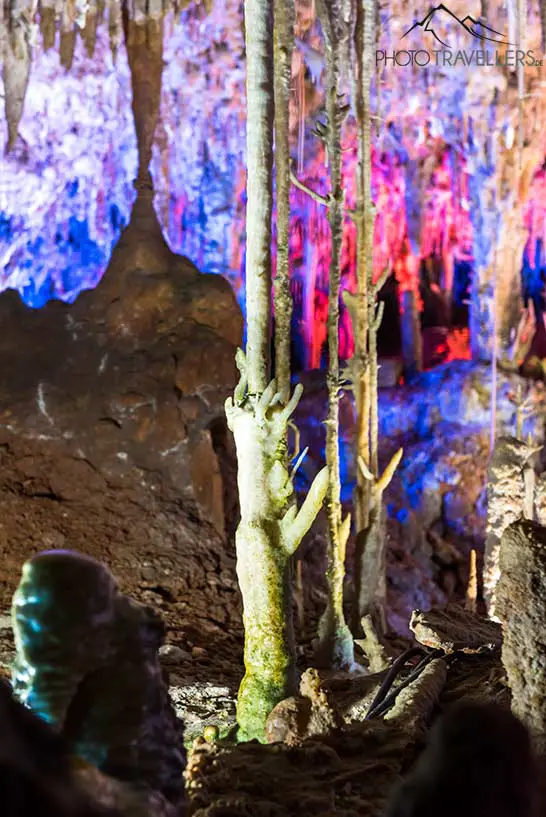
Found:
<box><xmin>483</xmin><ymin>436</ymin><xmax>536</xmax><ymax>619</ymax></box>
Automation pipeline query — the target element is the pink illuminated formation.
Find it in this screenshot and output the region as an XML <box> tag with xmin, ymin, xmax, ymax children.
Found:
<box><xmin>230</xmin><ymin>122</ymin><xmax>475</xmax><ymax>370</ymax></box>
<box><xmin>1</xmin><ymin>0</ymin><xmax>545</xmax><ymax>373</ymax></box>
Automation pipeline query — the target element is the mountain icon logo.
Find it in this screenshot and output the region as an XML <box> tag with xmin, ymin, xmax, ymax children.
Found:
<box><xmin>401</xmin><ymin>4</ymin><xmax>512</xmax><ymax>49</ymax></box>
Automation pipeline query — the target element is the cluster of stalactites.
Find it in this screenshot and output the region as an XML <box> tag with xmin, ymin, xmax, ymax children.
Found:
<box><xmin>0</xmin><ymin>0</ymin><xmax>211</xmax><ymax>68</ymax></box>
<box><xmin>0</xmin><ymin>0</ymin><xmax>210</xmax><ymax>154</ymax></box>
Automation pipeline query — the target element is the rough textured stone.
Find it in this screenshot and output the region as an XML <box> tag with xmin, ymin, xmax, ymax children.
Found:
<box><xmin>0</xmin><ymin>13</ymin><xmax>243</xmax><ymax>538</ymax></box>
<box><xmin>534</xmin><ymin>471</ymin><xmax>546</xmax><ymax>526</ymax></box>
<box><xmin>265</xmin><ymin>696</ymin><xmax>313</xmax><ymax>746</ymax></box>
<box><xmin>410</xmin><ymin>605</ymin><xmax>502</xmax><ymax>654</ymax></box>
<box><xmin>74</xmin><ymin>761</ymin><xmax>179</xmax><ymax>817</ymax></box>
<box><xmin>497</xmin><ymin>520</ymin><xmax>546</xmax><ymax>754</ymax></box>
<box><xmin>11</xmin><ymin>550</ymin><xmax>186</xmax><ymax>809</ymax></box>
<box><xmin>483</xmin><ymin>437</ymin><xmax>536</xmax><ymax>619</ymax></box>
<box><xmin>264</xmin><ymin>668</ymin><xmax>344</xmax><ymax>746</ymax></box>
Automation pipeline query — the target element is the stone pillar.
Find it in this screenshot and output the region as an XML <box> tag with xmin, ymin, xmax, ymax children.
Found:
<box><xmin>497</xmin><ymin>520</ymin><xmax>546</xmax><ymax>754</ymax></box>
<box><xmin>484</xmin><ymin>436</ymin><xmax>535</xmax><ymax>619</ymax></box>
<box><xmin>114</xmin><ymin>13</ymin><xmax>174</xmax><ymax>276</ymax></box>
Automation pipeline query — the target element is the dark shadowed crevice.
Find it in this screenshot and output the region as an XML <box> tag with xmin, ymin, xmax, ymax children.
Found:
<box><xmin>208</xmin><ymin>416</ymin><xmax>239</xmax><ymax>542</ymax></box>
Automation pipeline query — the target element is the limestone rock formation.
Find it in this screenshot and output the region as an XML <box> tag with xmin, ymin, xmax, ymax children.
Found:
<box><xmin>534</xmin><ymin>471</ymin><xmax>546</xmax><ymax>526</ymax></box>
<box><xmin>484</xmin><ymin>437</ymin><xmax>537</xmax><ymax>619</ymax></box>
<box><xmin>496</xmin><ymin>520</ymin><xmax>546</xmax><ymax>755</ymax></box>
<box><xmin>264</xmin><ymin>668</ymin><xmax>343</xmax><ymax>746</ymax></box>
<box><xmin>0</xmin><ymin>12</ymin><xmax>244</xmax><ymax>537</ymax></box>
<box><xmin>410</xmin><ymin>605</ymin><xmax>502</xmax><ymax>655</ymax></box>
<box><xmin>11</xmin><ymin>549</ymin><xmax>186</xmax><ymax>809</ymax></box>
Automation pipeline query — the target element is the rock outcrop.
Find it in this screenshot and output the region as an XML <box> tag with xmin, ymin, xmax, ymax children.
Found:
<box><xmin>497</xmin><ymin>519</ymin><xmax>546</xmax><ymax>754</ymax></box>
<box><xmin>484</xmin><ymin>437</ymin><xmax>538</xmax><ymax>619</ymax></box>
<box><xmin>0</xmin><ymin>14</ymin><xmax>243</xmax><ymax>538</ymax></box>
<box><xmin>12</xmin><ymin>550</ymin><xmax>186</xmax><ymax>809</ymax></box>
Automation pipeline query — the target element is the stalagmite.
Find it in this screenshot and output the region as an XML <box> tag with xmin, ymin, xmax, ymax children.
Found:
<box><xmin>497</xmin><ymin>520</ymin><xmax>546</xmax><ymax>754</ymax></box>
<box><xmin>227</xmin><ymin>0</ymin><xmax>328</xmax><ymax>741</ymax></box>
<box><xmin>483</xmin><ymin>436</ymin><xmax>538</xmax><ymax>620</ymax></box>
<box><xmin>312</xmin><ymin>0</ymin><xmax>354</xmax><ymax>671</ymax></box>
<box><xmin>346</xmin><ymin>0</ymin><xmax>401</xmax><ymax>635</ymax></box>
<box><xmin>273</xmin><ymin>0</ymin><xmax>294</xmax><ymax>404</ymax></box>
<box><xmin>11</xmin><ymin>551</ymin><xmax>186</xmax><ymax>808</ymax></box>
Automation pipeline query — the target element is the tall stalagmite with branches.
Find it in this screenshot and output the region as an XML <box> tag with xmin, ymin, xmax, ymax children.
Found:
<box><xmin>346</xmin><ymin>0</ymin><xmax>402</xmax><ymax>634</ymax></box>
<box><xmin>312</xmin><ymin>0</ymin><xmax>354</xmax><ymax>670</ymax></box>
<box><xmin>226</xmin><ymin>0</ymin><xmax>328</xmax><ymax>742</ymax></box>
<box><xmin>273</xmin><ymin>0</ymin><xmax>295</xmax><ymax>404</ymax></box>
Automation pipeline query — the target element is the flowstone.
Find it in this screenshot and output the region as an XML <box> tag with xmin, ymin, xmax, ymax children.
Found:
<box><xmin>11</xmin><ymin>550</ymin><xmax>186</xmax><ymax>810</ymax></box>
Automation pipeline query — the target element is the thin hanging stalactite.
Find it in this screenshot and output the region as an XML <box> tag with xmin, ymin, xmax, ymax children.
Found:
<box><xmin>244</xmin><ymin>0</ymin><xmax>275</xmax><ymax>396</ymax></box>
<box><xmin>516</xmin><ymin>0</ymin><xmax>526</xmax><ymax>174</ymax></box>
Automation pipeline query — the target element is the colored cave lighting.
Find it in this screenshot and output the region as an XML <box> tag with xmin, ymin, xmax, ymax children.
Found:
<box><xmin>1</xmin><ymin>3</ymin><xmax>545</xmax><ymax>371</ymax></box>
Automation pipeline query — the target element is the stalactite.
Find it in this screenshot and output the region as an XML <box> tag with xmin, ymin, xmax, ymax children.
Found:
<box><xmin>273</xmin><ymin>0</ymin><xmax>295</xmax><ymax>403</ymax></box>
<box><xmin>2</xmin><ymin>9</ymin><xmax>33</xmax><ymax>153</ymax></box>
<box><xmin>82</xmin><ymin>2</ymin><xmax>99</xmax><ymax>57</ymax></box>
<box><xmin>516</xmin><ymin>0</ymin><xmax>526</xmax><ymax>173</ymax></box>
<box><xmin>297</xmin><ymin>65</ymin><xmax>305</xmax><ymax>175</ymax></box>
<box><xmin>108</xmin><ymin>0</ymin><xmax>123</xmax><ymax>59</ymax></box>
<box><xmin>244</xmin><ymin>0</ymin><xmax>274</xmax><ymax>395</ymax></box>
<box><xmin>59</xmin><ymin>27</ymin><xmax>76</xmax><ymax>69</ymax></box>
<box><xmin>39</xmin><ymin>0</ymin><xmax>57</xmax><ymax>51</ymax></box>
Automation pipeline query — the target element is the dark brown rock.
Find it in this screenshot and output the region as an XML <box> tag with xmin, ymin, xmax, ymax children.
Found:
<box><xmin>265</xmin><ymin>696</ymin><xmax>313</xmax><ymax>746</ymax></box>
<box><xmin>0</xmin><ymin>14</ymin><xmax>243</xmax><ymax>537</ymax></box>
